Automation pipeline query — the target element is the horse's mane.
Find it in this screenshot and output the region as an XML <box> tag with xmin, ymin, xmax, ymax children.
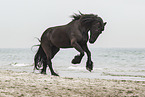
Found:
<box><xmin>71</xmin><ymin>12</ymin><xmax>98</xmax><ymax>25</ymax></box>
<box><xmin>71</xmin><ymin>13</ymin><xmax>82</xmax><ymax>21</ymax></box>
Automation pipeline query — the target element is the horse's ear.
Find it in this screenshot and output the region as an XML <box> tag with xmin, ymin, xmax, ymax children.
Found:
<box><xmin>104</xmin><ymin>22</ymin><xmax>107</xmax><ymax>26</ymax></box>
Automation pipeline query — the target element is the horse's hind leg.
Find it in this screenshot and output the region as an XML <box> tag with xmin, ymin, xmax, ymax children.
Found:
<box><xmin>51</xmin><ymin>46</ymin><xmax>60</xmax><ymax>59</ymax></box>
<box><xmin>48</xmin><ymin>46</ymin><xmax>59</xmax><ymax>76</ymax></box>
<box><xmin>41</xmin><ymin>58</ymin><xmax>47</xmax><ymax>74</ymax></box>
<box><xmin>42</xmin><ymin>43</ymin><xmax>59</xmax><ymax>76</ymax></box>
<box><xmin>47</xmin><ymin>59</ymin><xmax>59</xmax><ymax>76</ymax></box>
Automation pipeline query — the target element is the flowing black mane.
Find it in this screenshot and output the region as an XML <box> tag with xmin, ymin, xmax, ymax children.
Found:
<box><xmin>71</xmin><ymin>13</ymin><xmax>98</xmax><ymax>20</ymax></box>
<box><xmin>71</xmin><ymin>13</ymin><xmax>98</xmax><ymax>25</ymax></box>
<box><xmin>71</xmin><ymin>13</ymin><xmax>82</xmax><ymax>20</ymax></box>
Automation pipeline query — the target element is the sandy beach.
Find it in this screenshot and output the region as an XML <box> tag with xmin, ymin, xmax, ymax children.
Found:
<box><xmin>0</xmin><ymin>70</ymin><xmax>145</xmax><ymax>97</ymax></box>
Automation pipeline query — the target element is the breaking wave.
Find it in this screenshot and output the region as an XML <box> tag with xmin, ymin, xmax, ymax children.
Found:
<box><xmin>10</xmin><ymin>63</ymin><xmax>32</xmax><ymax>67</ymax></box>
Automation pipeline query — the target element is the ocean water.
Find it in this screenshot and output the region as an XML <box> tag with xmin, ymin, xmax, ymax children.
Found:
<box><xmin>0</xmin><ymin>48</ymin><xmax>145</xmax><ymax>81</ymax></box>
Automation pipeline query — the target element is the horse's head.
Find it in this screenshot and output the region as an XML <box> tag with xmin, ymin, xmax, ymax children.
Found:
<box><xmin>71</xmin><ymin>13</ymin><xmax>107</xmax><ymax>44</ymax></box>
<box><xmin>89</xmin><ymin>17</ymin><xmax>107</xmax><ymax>44</ymax></box>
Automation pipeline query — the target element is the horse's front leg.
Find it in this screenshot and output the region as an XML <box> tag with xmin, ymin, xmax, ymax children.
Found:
<box><xmin>71</xmin><ymin>53</ymin><xmax>84</xmax><ymax>64</ymax></box>
<box><xmin>82</xmin><ymin>44</ymin><xmax>93</xmax><ymax>72</ymax></box>
<box><xmin>71</xmin><ymin>39</ymin><xmax>84</xmax><ymax>64</ymax></box>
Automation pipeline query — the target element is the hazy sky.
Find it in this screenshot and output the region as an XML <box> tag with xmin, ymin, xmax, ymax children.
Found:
<box><xmin>0</xmin><ymin>0</ymin><xmax>145</xmax><ymax>48</ymax></box>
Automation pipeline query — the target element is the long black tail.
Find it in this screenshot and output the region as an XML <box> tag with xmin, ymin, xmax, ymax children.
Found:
<box><xmin>34</xmin><ymin>45</ymin><xmax>47</xmax><ymax>70</ymax></box>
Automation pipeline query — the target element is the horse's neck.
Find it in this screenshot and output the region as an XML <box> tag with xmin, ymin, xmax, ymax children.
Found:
<box><xmin>69</xmin><ymin>20</ymin><xmax>90</xmax><ymax>35</ymax></box>
<box><xmin>79</xmin><ymin>24</ymin><xmax>90</xmax><ymax>35</ymax></box>
<box><xmin>68</xmin><ymin>20</ymin><xmax>89</xmax><ymax>41</ymax></box>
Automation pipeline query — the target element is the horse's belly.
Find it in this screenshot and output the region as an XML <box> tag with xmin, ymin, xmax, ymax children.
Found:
<box><xmin>56</xmin><ymin>41</ymin><xmax>72</xmax><ymax>48</ymax></box>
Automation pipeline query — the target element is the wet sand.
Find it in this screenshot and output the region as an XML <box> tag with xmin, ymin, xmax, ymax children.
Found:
<box><xmin>0</xmin><ymin>70</ymin><xmax>145</xmax><ymax>97</ymax></box>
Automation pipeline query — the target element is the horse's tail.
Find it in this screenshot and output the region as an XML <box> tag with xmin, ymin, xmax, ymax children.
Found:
<box><xmin>34</xmin><ymin>45</ymin><xmax>47</xmax><ymax>70</ymax></box>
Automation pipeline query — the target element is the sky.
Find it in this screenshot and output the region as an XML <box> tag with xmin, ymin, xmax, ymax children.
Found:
<box><xmin>0</xmin><ymin>0</ymin><xmax>145</xmax><ymax>48</ymax></box>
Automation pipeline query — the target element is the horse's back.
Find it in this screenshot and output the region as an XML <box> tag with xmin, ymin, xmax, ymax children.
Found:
<box><xmin>41</xmin><ymin>25</ymin><xmax>72</xmax><ymax>48</ymax></box>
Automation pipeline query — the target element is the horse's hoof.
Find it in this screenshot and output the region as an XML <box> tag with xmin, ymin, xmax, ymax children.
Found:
<box><xmin>72</xmin><ymin>59</ymin><xmax>80</xmax><ymax>64</ymax></box>
<box><xmin>86</xmin><ymin>67</ymin><xmax>92</xmax><ymax>72</ymax></box>
<box><xmin>52</xmin><ymin>73</ymin><xmax>59</xmax><ymax>76</ymax></box>
<box><xmin>71</xmin><ymin>55</ymin><xmax>81</xmax><ymax>64</ymax></box>
<box><xmin>86</xmin><ymin>61</ymin><xmax>93</xmax><ymax>72</ymax></box>
<box><xmin>41</xmin><ymin>71</ymin><xmax>47</xmax><ymax>75</ymax></box>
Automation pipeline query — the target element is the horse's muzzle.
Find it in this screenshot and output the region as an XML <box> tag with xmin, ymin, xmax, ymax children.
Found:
<box><xmin>89</xmin><ymin>39</ymin><xmax>95</xmax><ymax>44</ymax></box>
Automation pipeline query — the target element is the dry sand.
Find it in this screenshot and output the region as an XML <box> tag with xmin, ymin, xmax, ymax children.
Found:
<box><xmin>0</xmin><ymin>70</ymin><xmax>145</xmax><ymax>97</ymax></box>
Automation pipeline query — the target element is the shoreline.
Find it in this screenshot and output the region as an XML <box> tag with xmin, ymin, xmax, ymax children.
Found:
<box><xmin>0</xmin><ymin>70</ymin><xmax>145</xmax><ymax>96</ymax></box>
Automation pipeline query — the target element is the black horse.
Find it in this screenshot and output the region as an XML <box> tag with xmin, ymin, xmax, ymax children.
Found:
<box><xmin>34</xmin><ymin>12</ymin><xmax>107</xmax><ymax>76</ymax></box>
